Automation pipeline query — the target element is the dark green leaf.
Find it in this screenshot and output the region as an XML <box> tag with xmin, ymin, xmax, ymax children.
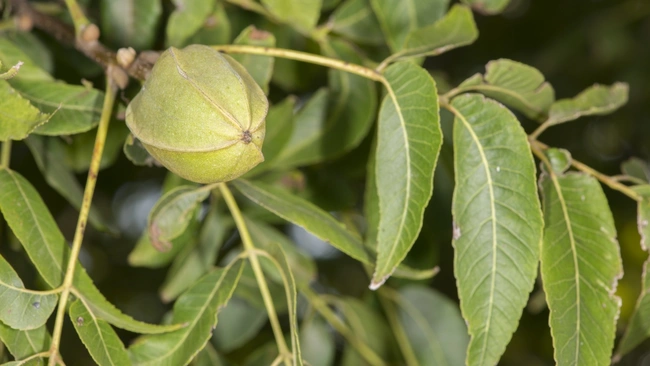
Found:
<box><xmin>123</xmin><ymin>134</ymin><xmax>156</xmax><ymax>166</ymax></box>
<box><xmin>191</xmin><ymin>343</ymin><xmax>225</xmax><ymax>366</ymax></box>
<box><xmin>255</xmin><ymin>96</ymin><xmax>296</xmax><ymax>169</ymax></box>
<box><xmin>9</xmin><ymin>79</ymin><xmax>104</xmax><ymax>136</ymax></box>
<box><xmin>160</xmin><ymin>209</ymin><xmax>232</xmax><ymax>302</ymax></box>
<box><xmin>0</xmin><ymin>168</ymin><xmax>182</xmax><ymax>334</ymax></box>
<box><xmin>614</xmin><ymin>185</ymin><xmax>650</xmax><ymax>358</ymax></box>
<box><xmin>455</xmin><ymin>59</ymin><xmax>555</xmax><ymax>120</ymax></box>
<box><xmin>330</xmin><ymin>0</ymin><xmax>384</xmax><ymax>45</ymax></box>
<box><xmin>3</xmin><ymin>31</ymin><xmax>53</xmax><ymax>74</ymax></box>
<box><xmin>397</xmin><ymin>286</ymin><xmax>468</xmax><ymax>366</ymax></box>
<box><xmin>0</xmin><ymin>255</ymin><xmax>57</xmax><ymax>330</ymax></box>
<box><xmin>461</xmin><ymin>0</ymin><xmax>510</xmax><ymax>14</ymax></box>
<box><xmin>548</xmin><ymin>82</ymin><xmax>629</xmax><ymax>125</ymax></box>
<box><xmin>25</xmin><ymin>135</ymin><xmax>114</xmax><ymax>232</ymax></box>
<box><xmin>272</xmin><ymin>89</ymin><xmax>330</xmax><ymax>168</ymax></box>
<box><xmin>128</xmin><ymin>262</ymin><xmax>244</xmax><ymax>365</ymax></box>
<box><xmin>261</xmin><ymin>0</ymin><xmax>322</xmax><ymax>31</ymax></box>
<box><xmin>621</xmin><ymin>157</ymin><xmax>650</xmax><ymax>183</ymax></box>
<box><xmin>166</xmin><ymin>0</ymin><xmax>216</xmax><ymax>47</ymax></box>
<box><xmin>337</xmin><ymin>297</ymin><xmax>389</xmax><ymax>365</ymax></box>
<box><xmin>147</xmin><ymin>185</ymin><xmax>210</xmax><ymax>251</ymax></box>
<box><xmin>232</xmin><ymin>26</ymin><xmax>276</xmax><ymax>94</ymax></box>
<box><xmin>450</xmin><ymin>94</ymin><xmax>543</xmax><ymax>365</ymax></box>
<box><xmin>540</xmin><ymin>169</ymin><xmax>622</xmax><ymax>365</ymax></box>
<box><xmin>300</xmin><ymin>316</ymin><xmax>335</xmax><ymax>366</ymax></box>
<box><xmin>186</xmin><ymin>3</ymin><xmax>231</xmax><ymax>46</ymax></box>
<box><xmin>394</xmin><ymin>5</ymin><xmax>478</xmax><ymax>61</ymax></box>
<box><xmin>370</xmin><ymin>0</ymin><xmax>450</xmax><ymax>51</ymax></box>
<box><xmin>100</xmin><ymin>0</ymin><xmax>162</xmax><ymax>50</ymax></box>
<box><xmin>70</xmin><ymin>300</ymin><xmax>131</xmax><ymax>366</ymax></box>
<box><xmin>62</xmin><ymin>121</ymin><xmax>130</xmax><ymax>172</ymax></box>
<box><xmin>371</xmin><ymin>61</ymin><xmax>441</xmax><ymax>288</ymax></box>
<box><xmin>0</xmin><ymin>322</ymin><xmax>50</xmax><ymax>365</ymax></box>
<box><xmin>212</xmin><ymin>297</ymin><xmax>267</xmax><ymax>352</ymax></box>
<box><xmin>232</xmin><ymin>179</ymin><xmax>371</xmax><ymax>264</ymax></box>
<box><xmin>0</xmin><ymin>80</ymin><xmax>50</xmax><ymax>141</ymax></box>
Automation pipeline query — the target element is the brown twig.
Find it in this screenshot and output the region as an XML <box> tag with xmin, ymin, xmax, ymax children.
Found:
<box><xmin>8</xmin><ymin>0</ymin><xmax>158</xmax><ymax>85</ymax></box>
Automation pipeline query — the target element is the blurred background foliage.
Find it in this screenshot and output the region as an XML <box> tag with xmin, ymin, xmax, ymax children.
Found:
<box><xmin>1</xmin><ymin>0</ymin><xmax>649</xmax><ymax>364</ymax></box>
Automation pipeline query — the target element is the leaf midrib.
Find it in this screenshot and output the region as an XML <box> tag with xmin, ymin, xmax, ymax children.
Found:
<box><xmin>454</xmin><ymin>107</ymin><xmax>497</xmax><ymax>364</ymax></box>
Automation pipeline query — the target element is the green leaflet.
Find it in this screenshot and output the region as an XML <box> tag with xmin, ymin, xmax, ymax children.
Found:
<box><xmin>0</xmin><ymin>80</ymin><xmax>50</xmax><ymax>141</ymax></box>
<box><xmin>10</xmin><ymin>78</ymin><xmax>104</xmax><ymax>136</ymax></box>
<box><xmin>232</xmin><ymin>26</ymin><xmax>276</xmax><ymax>94</ymax></box>
<box><xmin>0</xmin><ymin>322</ymin><xmax>50</xmax><ymax>365</ymax></box>
<box><xmin>261</xmin><ymin>0</ymin><xmax>322</xmax><ymax>32</ymax></box>
<box><xmin>540</xmin><ymin>167</ymin><xmax>622</xmax><ymax>365</ymax></box>
<box><xmin>450</xmin><ymin>94</ymin><xmax>542</xmax><ymax>366</ymax></box>
<box><xmin>0</xmin><ymin>255</ymin><xmax>57</xmax><ymax>330</ymax></box>
<box><xmin>547</xmin><ymin>82</ymin><xmax>629</xmax><ymax>125</ymax></box>
<box><xmin>300</xmin><ymin>316</ymin><xmax>335</xmax><ymax>366</ymax></box>
<box><xmin>393</xmin><ymin>5</ymin><xmax>478</xmax><ymax>61</ymax></box>
<box><xmin>330</xmin><ymin>0</ymin><xmax>384</xmax><ymax>45</ymax></box>
<box><xmin>396</xmin><ymin>286</ymin><xmax>469</xmax><ymax>366</ymax></box>
<box><xmin>372</xmin><ymin>61</ymin><xmax>441</xmax><ymax>288</ymax></box>
<box><xmin>100</xmin><ymin>0</ymin><xmax>162</xmax><ymax>50</ymax></box>
<box><xmin>128</xmin><ymin>262</ymin><xmax>244</xmax><ymax>365</ymax></box>
<box><xmin>166</xmin><ymin>0</ymin><xmax>216</xmax><ymax>47</ymax></box>
<box><xmin>0</xmin><ymin>38</ymin><xmax>53</xmax><ymax>82</ymax></box>
<box><xmin>370</xmin><ymin>0</ymin><xmax>450</xmax><ymax>51</ymax></box>
<box><xmin>455</xmin><ymin>59</ymin><xmax>555</xmax><ymax>120</ymax></box>
<box><xmin>614</xmin><ymin>185</ymin><xmax>650</xmax><ymax>358</ymax></box>
<box><xmin>0</xmin><ymin>168</ymin><xmax>180</xmax><ymax>334</ymax></box>
<box><xmin>25</xmin><ymin>135</ymin><xmax>114</xmax><ymax>232</ymax></box>
<box><xmin>70</xmin><ymin>300</ymin><xmax>131</xmax><ymax>366</ymax></box>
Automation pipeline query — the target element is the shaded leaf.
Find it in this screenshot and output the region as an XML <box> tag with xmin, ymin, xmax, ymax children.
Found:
<box><xmin>9</xmin><ymin>79</ymin><xmax>104</xmax><ymax>136</ymax></box>
<box><xmin>540</xmin><ymin>169</ymin><xmax>622</xmax><ymax>365</ymax></box>
<box><xmin>255</xmin><ymin>96</ymin><xmax>296</xmax><ymax>169</ymax></box>
<box><xmin>0</xmin><ymin>38</ymin><xmax>53</xmax><ymax>82</ymax></box>
<box><xmin>614</xmin><ymin>185</ymin><xmax>650</xmax><ymax>358</ymax></box>
<box><xmin>246</xmin><ymin>218</ymin><xmax>317</xmax><ymax>284</ymax></box>
<box><xmin>100</xmin><ymin>0</ymin><xmax>162</xmax><ymax>50</ymax></box>
<box><xmin>191</xmin><ymin>343</ymin><xmax>225</xmax><ymax>366</ymax></box>
<box><xmin>0</xmin><ymin>168</ymin><xmax>181</xmax><ymax>334</ymax></box>
<box><xmin>462</xmin><ymin>0</ymin><xmax>510</xmax><ymax>14</ymax></box>
<box><xmin>232</xmin><ymin>179</ymin><xmax>371</xmax><ymax>264</ymax></box>
<box><xmin>337</xmin><ymin>297</ymin><xmax>389</xmax><ymax>365</ymax></box>
<box><xmin>25</xmin><ymin>135</ymin><xmax>113</xmax><ymax>232</ymax></box>
<box><xmin>261</xmin><ymin>0</ymin><xmax>322</xmax><ymax>31</ymax></box>
<box><xmin>330</xmin><ymin>0</ymin><xmax>384</xmax><ymax>45</ymax></box>
<box><xmin>232</xmin><ymin>26</ymin><xmax>276</xmax><ymax>94</ymax></box>
<box><xmin>300</xmin><ymin>316</ymin><xmax>335</xmax><ymax>366</ymax></box>
<box><xmin>371</xmin><ymin>61</ymin><xmax>441</xmax><ymax>288</ymax></box>
<box><xmin>450</xmin><ymin>94</ymin><xmax>543</xmax><ymax>366</ymax></box>
<box><xmin>272</xmin><ymin>89</ymin><xmax>330</xmax><ymax>168</ymax></box>
<box><xmin>70</xmin><ymin>300</ymin><xmax>131</xmax><ymax>366</ymax></box>
<box><xmin>0</xmin><ymin>80</ymin><xmax>50</xmax><ymax>141</ymax></box>
<box><xmin>544</xmin><ymin>147</ymin><xmax>572</xmax><ymax>175</ymax></box>
<box><xmin>548</xmin><ymin>82</ymin><xmax>629</xmax><ymax>125</ymax></box>
<box><xmin>0</xmin><ymin>322</ymin><xmax>49</xmax><ymax>365</ymax></box>
<box><xmin>147</xmin><ymin>185</ymin><xmax>210</xmax><ymax>252</ymax></box>
<box><xmin>212</xmin><ymin>297</ymin><xmax>267</xmax><ymax>352</ymax></box>
<box><xmin>186</xmin><ymin>3</ymin><xmax>231</xmax><ymax>46</ymax></box>
<box><xmin>370</xmin><ymin>0</ymin><xmax>449</xmax><ymax>51</ymax></box>
<box><xmin>62</xmin><ymin>115</ymin><xmax>130</xmax><ymax>172</ymax></box>
<box><xmin>129</xmin><ymin>215</ymin><xmax>201</xmax><ymax>269</ymax></box>
<box><xmin>3</xmin><ymin>31</ymin><xmax>53</xmax><ymax>74</ymax></box>
<box><xmin>160</xmin><ymin>209</ymin><xmax>232</xmax><ymax>302</ymax></box>
<box><xmin>393</xmin><ymin>5</ymin><xmax>478</xmax><ymax>61</ymax></box>
<box><xmin>455</xmin><ymin>59</ymin><xmax>555</xmax><ymax>120</ymax></box>
<box><xmin>621</xmin><ymin>157</ymin><xmax>650</xmax><ymax>184</ymax></box>
<box><xmin>123</xmin><ymin>134</ymin><xmax>155</xmax><ymax>166</ymax></box>
<box><xmin>0</xmin><ymin>255</ymin><xmax>57</xmax><ymax>330</ymax></box>
<box><xmin>397</xmin><ymin>286</ymin><xmax>468</xmax><ymax>366</ymax></box>
<box><xmin>128</xmin><ymin>262</ymin><xmax>244</xmax><ymax>365</ymax></box>
<box><xmin>166</xmin><ymin>0</ymin><xmax>216</xmax><ymax>47</ymax></box>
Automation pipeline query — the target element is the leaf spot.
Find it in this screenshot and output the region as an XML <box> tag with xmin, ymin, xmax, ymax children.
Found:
<box><xmin>76</xmin><ymin>316</ymin><xmax>84</xmax><ymax>326</ymax></box>
<box><xmin>32</xmin><ymin>301</ymin><xmax>40</xmax><ymax>309</ymax></box>
<box><xmin>496</xmin><ymin>166</ymin><xmax>500</xmax><ymax>172</ymax></box>
<box><xmin>581</xmin><ymin>195</ymin><xmax>585</xmax><ymax>201</ymax></box>
<box><xmin>452</xmin><ymin>221</ymin><xmax>461</xmax><ymax>240</ymax></box>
